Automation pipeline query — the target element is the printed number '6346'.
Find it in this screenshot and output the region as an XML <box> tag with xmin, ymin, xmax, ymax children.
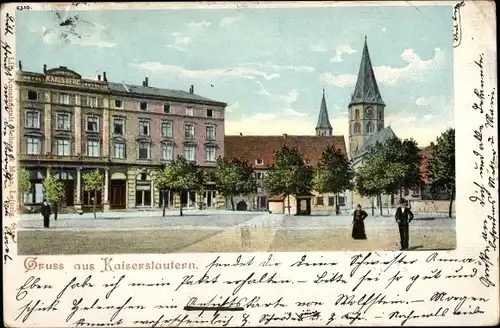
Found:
<box><xmin>17</xmin><ymin>5</ymin><xmax>32</xmax><ymax>10</ymax></box>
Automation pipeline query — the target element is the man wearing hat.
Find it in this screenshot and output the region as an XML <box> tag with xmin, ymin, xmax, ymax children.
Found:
<box><xmin>395</xmin><ymin>199</ymin><xmax>414</xmax><ymax>250</ymax></box>
<box><xmin>40</xmin><ymin>199</ymin><xmax>52</xmax><ymax>228</ymax></box>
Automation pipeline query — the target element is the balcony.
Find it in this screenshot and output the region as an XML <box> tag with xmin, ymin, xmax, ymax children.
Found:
<box><xmin>19</xmin><ymin>154</ymin><xmax>109</xmax><ymax>163</ymax></box>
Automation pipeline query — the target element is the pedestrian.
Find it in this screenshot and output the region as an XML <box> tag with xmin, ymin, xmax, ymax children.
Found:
<box><xmin>395</xmin><ymin>200</ymin><xmax>414</xmax><ymax>250</ymax></box>
<box><xmin>352</xmin><ymin>204</ymin><xmax>368</xmax><ymax>240</ymax></box>
<box><xmin>40</xmin><ymin>198</ymin><xmax>51</xmax><ymax>229</ymax></box>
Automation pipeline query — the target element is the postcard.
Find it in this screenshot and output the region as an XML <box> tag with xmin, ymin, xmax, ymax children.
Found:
<box><xmin>1</xmin><ymin>1</ymin><xmax>498</xmax><ymax>327</ymax></box>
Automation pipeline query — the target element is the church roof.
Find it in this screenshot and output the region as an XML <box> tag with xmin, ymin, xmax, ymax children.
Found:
<box><xmin>352</xmin><ymin>126</ymin><xmax>397</xmax><ymax>165</ymax></box>
<box><xmin>349</xmin><ymin>37</ymin><xmax>385</xmax><ymax>107</ymax></box>
<box><xmin>316</xmin><ymin>89</ymin><xmax>333</xmax><ymax>130</ymax></box>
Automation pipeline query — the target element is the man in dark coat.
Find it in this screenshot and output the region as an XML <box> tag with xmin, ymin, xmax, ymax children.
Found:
<box><xmin>395</xmin><ymin>201</ymin><xmax>414</xmax><ymax>250</ymax></box>
<box><xmin>40</xmin><ymin>199</ymin><xmax>51</xmax><ymax>229</ymax></box>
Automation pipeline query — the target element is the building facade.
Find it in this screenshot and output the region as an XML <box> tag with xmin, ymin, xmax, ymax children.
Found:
<box><xmin>17</xmin><ymin>64</ymin><xmax>226</xmax><ymax>212</ymax></box>
<box><xmin>224</xmin><ymin>89</ymin><xmax>351</xmax><ymax>213</ymax></box>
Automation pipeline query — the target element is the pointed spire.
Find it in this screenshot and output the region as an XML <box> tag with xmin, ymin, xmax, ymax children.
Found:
<box><xmin>349</xmin><ymin>36</ymin><xmax>385</xmax><ymax>106</ymax></box>
<box><xmin>316</xmin><ymin>89</ymin><xmax>333</xmax><ymax>135</ymax></box>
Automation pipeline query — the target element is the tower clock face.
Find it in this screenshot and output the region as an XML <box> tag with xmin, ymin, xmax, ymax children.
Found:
<box><xmin>365</xmin><ymin>107</ymin><xmax>374</xmax><ymax>119</ymax></box>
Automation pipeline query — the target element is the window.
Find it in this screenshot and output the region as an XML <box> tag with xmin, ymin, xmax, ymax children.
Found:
<box><xmin>138</xmin><ymin>142</ymin><xmax>150</xmax><ymax>159</ymax></box>
<box><xmin>206</xmin><ymin>109</ymin><xmax>213</xmax><ymax>117</ymax></box>
<box><xmin>56</xmin><ymin>139</ymin><xmax>70</xmax><ymax>156</ymax></box>
<box><xmin>139</xmin><ymin>120</ymin><xmax>150</xmax><ymax>136</ymax></box>
<box><xmin>184</xmin><ymin>145</ymin><xmax>195</xmax><ymax>161</ymax></box>
<box><xmin>255</xmin><ymin>158</ymin><xmax>264</xmax><ymax>165</ymax></box>
<box><xmin>162</xmin><ymin>121</ymin><xmax>172</xmax><ymax>137</ymax></box>
<box><xmin>56</xmin><ymin>113</ymin><xmax>71</xmax><ymax>130</ymax></box>
<box><xmin>135</xmin><ymin>173</ymin><xmax>151</xmax><ymax>207</ymax></box>
<box><xmin>355</xmin><ymin>109</ymin><xmax>360</xmax><ymax>119</ymax></box>
<box><xmin>26</xmin><ymin>137</ymin><xmax>41</xmax><ymax>155</ymax></box>
<box><xmin>28</xmin><ymin>90</ymin><xmax>38</xmax><ymax>101</ymax></box>
<box><xmin>205</xmin><ymin>146</ymin><xmax>216</xmax><ymax>162</ymax></box>
<box><xmin>113</xmin><ymin>118</ymin><xmax>124</xmax><ymax>135</ymax></box>
<box><xmin>338</xmin><ymin>196</ymin><xmax>346</xmax><ymax>206</ymax></box>
<box><xmin>140</xmin><ymin>102</ymin><xmax>148</xmax><ymax>111</ymax></box>
<box><xmin>328</xmin><ymin>197</ymin><xmax>336</xmax><ymax>206</ymax></box>
<box><xmin>378</xmin><ymin>123</ymin><xmax>384</xmax><ymax>132</ymax></box>
<box><xmin>25</xmin><ymin>110</ymin><xmax>40</xmax><ymax>128</ymax></box>
<box><xmin>186</xmin><ymin>107</ymin><xmax>194</xmax><ymax>116</ymax></box>
<box><xmin>184</xmin><ymin>124</ymin><xmax>195</xmax><ymax>138</ymax></box>
<box><xmin>366</xmin><ymin>122</ymin><xmax>374</xmax><ymax>133</ymax></box>
<box><xmin>83</xmin><ymin>96</ymin><xmax>97</xmax><ymax>107</ymax></box>
<box><xmin>86</xmin><ymin>116</ymin><xmax>99</xmax><ymax>132</ymax></box>
<box><xmin>164</xmin><ymin>103</ymin><xmax>171</xmax><ymax>113</ymax></box>
<box><xmin>377</xmin><ymin>109</ymin><xmax>383</xmax><ymax>120</ymax></box>
<box><xmin>354</xmin><ymin>122</ymin><xmax>361</xmax><ymax>134</ymax></box>
<box><xmin>115</xmin><ymin>99</ymin><xmax>123</xmax><ymax>108</ymax></box>
<box><xmin>316</xmin><ymin>196</ymin><xmax>324</xmax><ymax>206</ymax></box>
<box><xmin>255</xmin><ymin>172</ymin><xmax>264</xmax><ymax>180</ymax></box>
<box><xmin>59</xmin><ymin>93</ymin><xmax>70</xmax><ymax>104</ymax></box>
<box><xmin>205</xmin><ymin>125</ymin><xmax>215</xmax><ymax>140</ymax></box>
<box><xmin>86</xmin><ymin>140</ymin><xmax>100</xmax><ymax>157</ymax></box>
<box><xmin>113</xmin><ymin>142</ymin><xmax>126</xmax><ymax>159</ymax></box>
<box><xmin>161</xmin><ymin>143</ymin><xmax>174</xmax><ymax>161</ymax></box>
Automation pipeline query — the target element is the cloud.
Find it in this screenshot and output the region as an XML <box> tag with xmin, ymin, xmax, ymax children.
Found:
<box><xmin>284</xmin><ymin>108</ymin><xmax>308</xmax><ymax>117</ymax></box>
<box><xmin>39</xmin><ymin>21</ymin><xmax>116</xmax><ymax>48</ymax></box>
<box><xmin>374</xmin><ymin>47</ymin><xmax>445</xmax><ymax>85</ymax></box>
<box><xmin>186</xmin><ymin>20</ymin><xmax>211</xmax><ymax>29</ymax></box>
<box><xmin>133</xmin><ymin>62</ymin><xmax>280</xmax><ymax>81</ymax></box>
<box><xmin>386</xmin><ymin>113</ymin><xmax>452</xmax><ymax>147</ymax></box>
<box><xmin>422</xmin><ymin>114</ymin><xmax>436</xmax><ymax>121</ymax></box>
<box><xmin>415</xmin><ymin>96</ymin><xmax>430</xmax><ymax>106</ymax></box>
<box><xmin>246</xmin><ymin>62</ymin><xmax>315</xmax><ymax>73</ymax></box>
<box><xmin>255</xmin><ymin>81</ymin><xmax>271</xmax><ymax>96</ymax></box>
<box><xmin>321</xmin><ymin>48</ymin><xmax>446</xmax><ymax>88</ymax></box>
<box><xmin>311</xmin><ymin>44</ymin><xmax>328</xmax><ymax>53</ymax></box>
<box><xmin>167</xmin><ymin>32</ymin><xmax>192</xmax><ymax>52</ymax></box>
<box><xmin>220</xmin><ymin>16</ymin><xmax>244</xmax><ymax>27</ymax></box>
<box><xmin>319</xmin><ymin>72</ymin><xmax>358</xmax><ymax>88</ymax></box>
<box><xmin>382</xmin><ymin>27</ymin><xmax>387</xmax><ymax>32</ymax></box>
<box><xmin>225</xmin><ymin>114</ymin><xmax>348</xmax><ymax>139</ymax></box>
<box><xmin>226</xmin><ymin>102</ymin><xmax>240</xmax><ymax>113</ymax></box>
<box><xmin>330</xmin><ymin>44</ymin><xmax>358</xmax><ymax>63</ymax></box>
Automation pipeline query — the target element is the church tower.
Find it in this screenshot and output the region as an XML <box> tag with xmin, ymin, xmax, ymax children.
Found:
<box><xmin>316</xmin><ymin>88</ymin><xmax>333</xmax><ymax>136</ymax></box>
<box><xmin>348</xmin><ymin>36</ymin><xmax>385</xmax><ymax>160</ymax></box>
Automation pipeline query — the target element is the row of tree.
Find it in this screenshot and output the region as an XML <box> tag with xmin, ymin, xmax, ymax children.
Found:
<box><xmin>18</xmin><ymin>128</ymin><xmax>455</xmax><ymax>218</ymax></box>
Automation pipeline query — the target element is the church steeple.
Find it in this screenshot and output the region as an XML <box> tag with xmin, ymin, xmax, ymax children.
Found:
<box><xmin>316</xmin><ymin>88</ymin><xmax>333</xmax><ymax>136</ymax></box>
<box><xmin>349</xmin><ymin>36</ymin><xmax>385</xmax><ymax>106</ymax></box>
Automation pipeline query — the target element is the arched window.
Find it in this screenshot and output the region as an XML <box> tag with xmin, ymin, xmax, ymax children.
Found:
<box><xmin>136</xmin><ymin>172</ymin><xmax>152</xmax><ymax>207</ymax></box>
<box><xmin>366</xmin><ymin>122</ymin><xmax>374</xmax><ymax>133</ymax></box>
<box><xmin>354</xmin><ymin>122</ymin><xmax>361</xmax><ymax>134</ymax></box>
<box><xmin>355</xmin><ymin>109</ymin><xmax>360</xmax><ymax>120</ymax></box>
<box><xmin>378</xmin><ymin>109</ymin><xmax>383</xmax><ymax>120</ymax></box>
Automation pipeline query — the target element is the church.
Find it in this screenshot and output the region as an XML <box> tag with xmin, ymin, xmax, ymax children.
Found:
<box><xmin>224</xmin><ymin>37</ymin><xmax>427</xmax><ymax>213</ymax></box>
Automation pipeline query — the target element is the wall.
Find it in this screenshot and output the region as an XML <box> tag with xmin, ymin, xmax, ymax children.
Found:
<box><xmin>410</xmin><ymin>200</ymin><xmax>456</xmax><ymax>213</ymax></box>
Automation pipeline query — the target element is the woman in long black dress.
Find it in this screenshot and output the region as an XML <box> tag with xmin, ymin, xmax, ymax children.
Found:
<box><xmin>352</xmin><ymin>204</ymin><xmax>368</xmax><ymax>240</ymax></box>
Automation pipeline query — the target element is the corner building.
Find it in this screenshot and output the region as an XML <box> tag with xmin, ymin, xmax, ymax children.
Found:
<box><xmin>17</xmin><ymin>64</ymin><xmax>226</xmax><ymax>212</ymax></box>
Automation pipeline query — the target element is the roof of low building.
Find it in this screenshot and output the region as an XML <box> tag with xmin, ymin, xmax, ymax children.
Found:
<box><xmin>352</xmin><ymin>126</ymin><xmax>397</xmax><ymax>165</ymax></box>
<box><xmin>224</xmin><ymin>135</ymin><xmax>347</xmax><ymax>168</ymax></box>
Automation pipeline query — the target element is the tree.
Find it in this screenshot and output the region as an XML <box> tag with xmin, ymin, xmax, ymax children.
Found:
<box><xmin>19</xmin><ymin>168</ymin><xmax>31</xmax><ymax>207</ymax></box>
<box><xmin>214</xmin><ymin>156</ymin><xmax>256</xmax><ymax>211</ymax></box>
<box><xmin>160</xmin><ymin>156</ymin><xmax>202</xmax><ymax>216</ymax></box>
<box><xmin>354</xmin><ymin>137</ymin><xmax>422</xmax><ymax>216</ymax></box>
<box><xmin>313</xmin><ymin>146</ymin><xmax>354</xmax><ymax>205</ymax></box>
<box><xmin>82</xmin><ymin>169</ymin><xmax>104</xmax><ymax>219</ymax></box>
<box><xmin>153</xmin><ymin>165</ymin><xmax>170</xmax><ymax>217</ymax></box>
<box><xmin>42</xmin><ymin>170</ymin><xmax>65</xmax><ymax>220</ymax></box>
<box><xmin>264</xmin><ymin>146</ymin><xmax>313</xmax><ymax>215</ymax></box>
<box><xmin>427</xmin><ymin>128</ymin><xmax>455</xmax><ymax>218</ymax></box>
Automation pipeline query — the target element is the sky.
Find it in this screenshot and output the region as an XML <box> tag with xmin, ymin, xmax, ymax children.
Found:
<box><xmin>16</xmin><ymin>4</ymin><xmax>454</xmax><ymax>148</ymax></box>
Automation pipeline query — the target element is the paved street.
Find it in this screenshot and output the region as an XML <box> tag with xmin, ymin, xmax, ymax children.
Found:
<box><xmin>17</xmin><ymin>210</ymin><xmax>456</xmax><ymax>255</ymax></box>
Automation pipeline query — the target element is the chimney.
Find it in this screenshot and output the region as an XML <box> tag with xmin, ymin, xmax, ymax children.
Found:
<box><xmin>43</xmin><ymin>64</ymin><xmax>47</xmax><ymax>73</ymax></box>
<box><xmin>103</xmin><ymin>72</ymin><xmax>107</xmax><ymax>82</ymax></box>
<box><xmin>189</xmin><ymin>85</ymin><xmax>194</xmax><ymax>94</ymax></box>
<box><xmin>239</xmin><ymin>133</ymin><xmax>243</xmax><ymax>136</ymax></box>
<box><xmin>98</xmin><ymin>74</ymin><xmax>101</xmax><ymax>81</ymax></box>
<box><xmin>18</xmin><ymin>61</ymin><xmax>22</xmax><ymax>71</ymax></box>
<box><xmin>283</xmin><ymin>133</ymin><xmax>288</xmax><ymax>138</ymax></box>
<box><xmin>145</xmin><ymin>77</ymin><xmax>149</xmax><ymax>87</ymax></box>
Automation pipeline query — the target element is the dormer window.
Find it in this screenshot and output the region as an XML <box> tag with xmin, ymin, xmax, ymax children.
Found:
<box><xmin>255</xmin><ymin>158</ymin><xmax>264</xmax><ymax>165</ymax></box>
